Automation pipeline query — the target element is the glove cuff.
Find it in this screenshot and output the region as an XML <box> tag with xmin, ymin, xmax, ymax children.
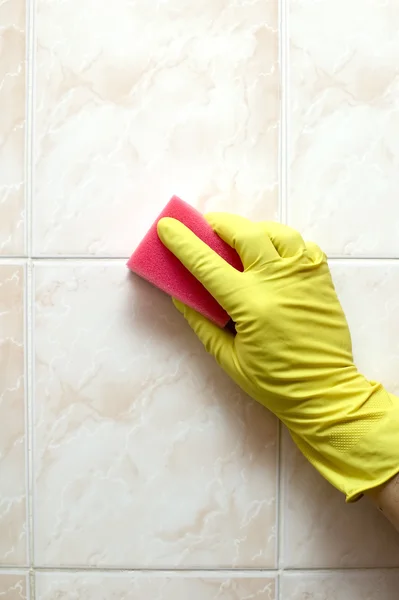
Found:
<box><xmin>291</xmin><ymin>387</ymin><xmax>399</xmax><ymax>502</ymax></box>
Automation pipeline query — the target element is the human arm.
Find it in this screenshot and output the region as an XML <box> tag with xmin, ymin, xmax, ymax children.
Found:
<box><xmin>367</xmin><ymin>474</ymin><xmax>399</xmax><ymax>531</ymax></box>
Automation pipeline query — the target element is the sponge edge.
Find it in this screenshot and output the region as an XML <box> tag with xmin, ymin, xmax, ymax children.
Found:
<box><xmin>127</xmin><ymin>196</ymin><xmax>243</xmax><ymax>327</ymax></box>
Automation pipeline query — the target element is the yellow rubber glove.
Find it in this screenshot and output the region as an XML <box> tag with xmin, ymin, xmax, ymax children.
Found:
<box><xmin>157</xmin><ymin>213</ymin><xmax>399</xmax><ymax>502</ymax></box>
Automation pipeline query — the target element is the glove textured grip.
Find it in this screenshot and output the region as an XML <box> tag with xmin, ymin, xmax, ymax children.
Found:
<box><xmin>291</xmin><ymin>388</ymin><xmax>399</xmax><ymax>501</ymax></box>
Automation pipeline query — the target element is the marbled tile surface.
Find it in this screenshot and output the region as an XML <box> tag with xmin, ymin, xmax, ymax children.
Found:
<box><xmin>33</xmin><ymin>263</ymin><xmax>278</xmax><ymax>567</ymax></box>
<box><xmin>331</xmin><ymin>262</ymin><xmax>399</xmax><ymax>391</ymax></box>
<box><xmin>35</xmin><ymin>573</ymin><xmax>276</xmax><ymax>600</ymax></box>
<box><xmin>281</xmin><ymin>428</ymin><xmax>399</xmax><ymax>569</ymax></box>
<box><xmin>0</xmin><ymin>0</ymin><xmax>25</xmax><ymax>255</ymax></box>
<box><xmin>289</xmin><ymin>0</ymin><xmax>399</xmax><ymax>257</ymax></box>
<box><xmin>33</xmin><ymin>0</ymin><xmax>279</xmax><ymax>256</ymax></box>
<box><xmin>281</xmin><ymin>571</ymin><xmax>399</xmax><ymax>600</ymax></box>
<box><xmin>0</xmin><ymin>573</ymin><xmax>28</xmax><ymax>600</ymax></box>
<box><xmin>0</xmin><ymin>266</ymin><xmax>26</xmax><ymax>565</ymax></box>
<box><xmin>3</xmin><ymin>0</ymin><xmax>399</xmax><ymax>595</ymax></box>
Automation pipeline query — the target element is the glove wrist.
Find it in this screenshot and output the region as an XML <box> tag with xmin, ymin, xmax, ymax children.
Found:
<box><xmin>291</xmin><ymin>385</ymin><xmax>399</xmax><ymax>501</ymax></box>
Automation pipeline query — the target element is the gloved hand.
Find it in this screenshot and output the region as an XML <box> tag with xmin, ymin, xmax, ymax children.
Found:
<box><xmin>157</xmin><ymin>213</ymin><xmax>399</xmax><ymax>501</ymax></box>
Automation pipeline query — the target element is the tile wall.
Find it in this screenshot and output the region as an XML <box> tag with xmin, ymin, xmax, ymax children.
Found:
<box><xmin>0</xmin><ymin>0</ymin><xmax>399</xmax><ymax>598</ymax></box>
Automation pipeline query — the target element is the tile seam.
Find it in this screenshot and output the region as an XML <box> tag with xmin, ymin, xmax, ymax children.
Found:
<box><xmin>1</xmin><ymin>566</ymin><xmax>398</xmax><ymax>573</ymax></box>
<box><xmin>279</xmin><ymin>0</ymin><xmax>288</xmax><ymax>226</ymax></box>
<box><xmin>27</xmin><ymin>0</ymin><xmax>36</xmax><ymax>259</ymax></box>
<box><xmin>25</xmin><ymin>0</ymin><xmax>36</xmax><ymax>589</ymax></box>
<box><xmin>26</xmin><ymin>262</ymin><xmax>34</xmax><ymax>572</ymax></box>
<box><xmin>277</xmin><ymin>1</ymin><xmax>289</xmax><ymax>590</ymax></box>
<box><xmin>2</xmin><ymin>256</ymin><xmax>399</xmax><ymax>263</ymax></box>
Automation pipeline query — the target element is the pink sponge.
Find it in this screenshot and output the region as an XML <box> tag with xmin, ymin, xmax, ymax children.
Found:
<box><xmin>127</xmin><ymin>196</ymin><xmax>243</xmax><ymax>327</ymax></box>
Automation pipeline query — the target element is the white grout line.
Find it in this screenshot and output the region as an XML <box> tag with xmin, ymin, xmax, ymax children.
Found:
<box><xmin>277</xmin><ymin>4</ymin><xmax>288</xmax><ymax>594</ymax></box>
<box><xmin>30</xmin><ymin>568</ymin><xmax>279</xmax><ymax>576</ymax></box>
<box><xmin>26</xmin><ymin>262</ymin><xmax>35</xmax><ymax>574</ymax></box>
<box><xmin>26</xmin><ymin>0</ymin><xmax>35</xmax><ymax>259</ymax></box>
<box><xmin>24</xmin><ymin>1</ymin><xmax>29</xmax><ymax>258</ymax></box>
<box><xmin>0</xmin><ymin>568</ymin><xmax>30</xmax><ymax>574</ymax></box>
<box><xmin>0</xmin><ymin>568</ymin><xmax>31</xmax><ymax>599</ymax></box>
<box><xmin>1</xmin><ymin>255</ymin><xmax>399</xmax><ymax>265</ymax></box>
<box><xmin>26</xmin><ymin>1</ymin><xmax>36</xmax><ymax>596</ymax></box>
<box><xmin>275</xmin><ymin>420</ymin><xmax>281</xmax><ymax>573</ymax></box>
<box><xmin>30</xmin><ymin>265</ymin><xmax>38</xmax><ymax>583</ymax></box>
<box><xmin>22</xmin><ymin>262</ymin><xmax>29</xmax><ymax>571</ymax></box>
<box><xmin>283</xmin><ymin>0</ymin><xmax>290</xmax><ymax>228</ymax></box>
<box><xmin>28</xmin><ymin>567</ymin><xmax>34</xmax><ymax>600</ymax></box>
<box><xmin>277</xmin><ymin>423</ymin><xmax>284</xmax><ymax>575</ymax></box>
<box><xmin>29</xmin><ymin>256</ymin><xmax>131</xmax><ymax>260</ymax></box>
<box><xmin>278</xmin><ymin>0</ymin><xmax>288</xmax><ymax>226</ymax></box>
<box><xmin>1</xmin><ymin>565</ymin><xmax>398</xmax><ymax>574</ymax></box>
<box><xmin>279</xmin><ymin>567</ymin><xmax>399</xmax><ymax>573</ymax></box>
<box><xmin>328</xmin><ymin>257</ymin><xmax>399</xmax><ymax>264</ymax></box>
<box><xmin>28</xmin><ymin>258</ymin><xmax>130</xmax><ymax>267</ymax></box>
<box><xmin>0</xmin><ymin>258</ymin><xmax>29</xmax><ymax>265</ymax></box>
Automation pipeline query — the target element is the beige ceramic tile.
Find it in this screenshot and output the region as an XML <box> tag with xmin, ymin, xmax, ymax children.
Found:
<box><xmin>330</xmin><ymin>262</ymin><xmax>399</xmax><ymax>390</ymax></box>
<box><xmin>289</xmin><ymin>0</ymin><xmax>399</xmax><ymax>256</ymax></box>
<box><xmin>35</xmin><ymin>573</ymin><xmax>276</xmax><ymax>600</ymax></box>
<box><xmin>0</xmin><ymin>0</ymin><xmax>25</xmax><ymax>255</ymax></box>
<box><xmin>0</xmin><ymin>573</ymin><xmax>27</xmax><ymax>600</ymax></box>
<box><xmin>34</xmin><ymin>0</ymin><xmax>279</xmax><ymax>256</ymax></box>
<box><xmin>281</xmin><ymin>571</ymin><xmax>399</xmax><ymax>600</ymax></box>
<box><xmin>33</xmin><ymin>263</ymin><xmax>278</xmax><ymax>567</ymax></box>
<box><xmin>281</xmin><ymin>431</ymin><xmax>399</xmax><ymax>568</ymax></box>
<box><xmin>0</xmin><ymin>266</ymin><xmax>26</xmax><ymax>565</ymax></box>
<box><xmin>281</xmin><ymin>263</ymin><xmax>399</xmax><ymax>568</ymax></box>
